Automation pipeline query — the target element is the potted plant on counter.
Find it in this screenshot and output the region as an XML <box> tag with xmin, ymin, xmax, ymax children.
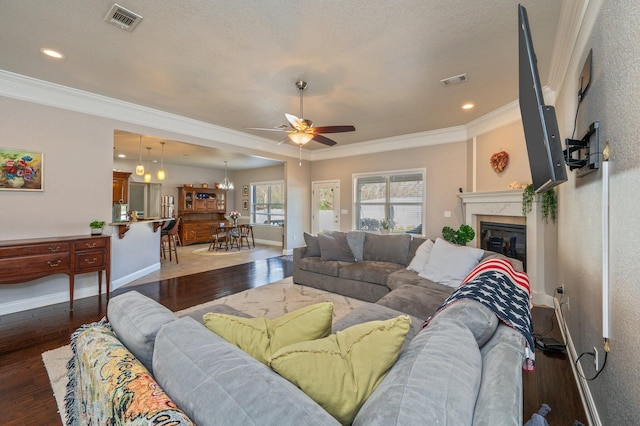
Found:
<box><xmin>90</xmin><ymin>220</ymin><xmax>105</xmax><ymax>235</ymax></box>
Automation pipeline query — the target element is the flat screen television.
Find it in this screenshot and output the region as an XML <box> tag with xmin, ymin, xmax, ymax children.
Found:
<box><xmin>518</xmin><ymin>4</ymin><xmax>567</xmax><ymax>193</ymax></box>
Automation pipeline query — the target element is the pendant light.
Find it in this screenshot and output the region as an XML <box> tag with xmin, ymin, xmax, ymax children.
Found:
<box><xmin>219</xmin><ymin>161</ymin><xmax>234</xmax><ymax>190</ymax></box>
<box><xmin>143</xmin><ymin>147</ymin><xmax>152</xmax><ymax>183</ymax></box>
<box><xmin>135</xmin><ymin>135</ymin><xmax>145</xmax><ymax>175</ymax></box>
<box><xmin>157</xmin><ymin>141</ymin><xmax>166</xmax><ymax>180</ymax></box>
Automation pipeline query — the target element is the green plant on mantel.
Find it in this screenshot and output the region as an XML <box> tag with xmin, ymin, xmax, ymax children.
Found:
<box><xmin>522</xmin><ymin>184</ymin><xmax>557</xmax><ymax>223</ymax></box>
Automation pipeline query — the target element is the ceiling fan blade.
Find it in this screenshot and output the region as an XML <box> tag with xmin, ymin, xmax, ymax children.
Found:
<box><xmin>246</xmin><ymin>126</ymin><xmax>288</xmax><ymax>132</ymax></box>
<box><xmin>312</xmin><ymin>134</ymin><xmax>338</xmax><ymax>146</ymax></box>
<box><xmin>313</xmin><ymin>125</ymin><xmax>356</xmax><ymax>134</ymax></box>
<box><xmin>285</xmin><ymin>113</ymin><xmax>303</xmax><ymax>130</ymax></box>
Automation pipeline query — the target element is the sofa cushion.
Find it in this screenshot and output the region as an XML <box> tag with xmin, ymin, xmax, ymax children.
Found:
<box><xmin>153</xmin><ymin>317</ymin><xmax>340</xmax><ymax>425</ymax></box>
<box><xmin>270</xmin><ymin>316</ymin><xmax>411</xmax><ymax>425</ymax></box>
<box><xmin>318</xmin><ymin>232</ymin><xmax>356</xmax><ymax>262</ymax></box>
<box><xmin>429</xmin><ymin>298</ymin><xmax>499</xmax><ymax>347</ymax></box>
<box><xmin>346</xmin><ymin>230</ymin><xmax>367</xmax><ymax>262</ymax></box>
<box><xmin>353</xmin><ymin>316</ymin><xmax>482</xmax><ymax>426</ymax></box>
<box><xmin>333</xmin><ymin>303</ymin><xmax>422</xmax><ymax>353</ymax></box>
<box><xmin>303</xmin><ymin>232</ymin><xmax>321</xmax><ymax>257</ymax></box>
<box><xmin>202</xmin><ymin>302</ymin><xmax>333</xmax><ymax>364</ymax></box>
<box><xmin>406</xmin><ymin>239</ymin><xmax>434</xmax><ymax>272</ymax></box>
<box><xmin>107</xmin><ymin>290</ymin><xmax>178</xmax><ymax>373</ymax></box>
<box><xmin>297</xmin><ymin>256</ymin><xmax>342</xmax><ymax>276</ymax></box>
<box><xmin>339</xmin><ymin>261</ymin><xmax>404</xmax><ymax>285</ymax></box>
<box><xmin>363</xmin><ymin>233</ymin><xmax>412</xmax><ymax>265</ymax></box>
<box><xmin>473</xmin><ymin>324</ymin><xmax>526</xmax><ymax>425</ymax></box>
<box><xmin>376</xmin><ymin>284</ymin><xmax>452</xmax><ymax>320</ymax></box>
<box><xmin>419</xmin><ymin>238</ymin><xmax>484</xmax><ymax>287</ymax></box>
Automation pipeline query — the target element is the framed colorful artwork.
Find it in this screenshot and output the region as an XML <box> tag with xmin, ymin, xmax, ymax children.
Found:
<box><xmin>0</xmin><ymin>148</ymin><xmax>43</xmax><ymax>191</ymax></box>
<box><xmin>242</xmin><ymin>185</ymin><xmax>249</xmax><ymax>196</ymax></box>
<box><xmin>243</xmin><ymin>199</ymin><xmax>248</xmax><ymax>210</ymax></box>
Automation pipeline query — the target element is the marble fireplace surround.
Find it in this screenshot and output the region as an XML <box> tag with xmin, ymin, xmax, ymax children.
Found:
<box><xmin>459</xmin><ymin>190</ymin><xmax>554</xmax><ymax>306</ymax></box>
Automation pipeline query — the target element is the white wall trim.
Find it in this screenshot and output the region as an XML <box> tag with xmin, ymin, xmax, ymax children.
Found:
<box><xmin>0</xmin><ymin>70</ymin><xmax>306</xmax><ymax>161</ymax></box>
<box><xmin>555</xmin><ymin>298</ymin><xmax>601</xmax><ymax>426</ymax></box>
<box><xmin>111</xmin><ymin>262</ymin><xmax>161</xmax><ymax>290</ymax></box>
<box><xmin>1</xmin><ymin>69</ymin><xmax>539</xmax><ymax>164</ymax></box>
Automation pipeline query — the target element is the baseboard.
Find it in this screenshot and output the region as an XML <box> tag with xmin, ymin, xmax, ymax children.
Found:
<box><xmin>554</xmin><ymin>298</ymin><xmax>601</xmax><ymax>426</ymax></box>
<box><xmin>111</xmin><ymin>263</ymin><xmax>161</xmax><ymax>291</ymax></box>
<box><xmin>0</xmin><ymin>285</ymin><xmax>105</xmax><ymax>316</ymax></box>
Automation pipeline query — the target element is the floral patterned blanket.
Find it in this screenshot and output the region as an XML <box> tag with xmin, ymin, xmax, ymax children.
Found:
<box><xmin>65</xmin><ymin>321</ymin><xmax>194</xmax><ymax>425</ymax></box>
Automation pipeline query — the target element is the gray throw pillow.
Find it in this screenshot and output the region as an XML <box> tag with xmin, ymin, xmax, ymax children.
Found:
<box><xmin>317</xmin><ymin>233</ymin><xmax>355</xmax><ymax>262</ymax></box>
<box><xmin>346</xmin><ymin>231</ymin><xmax>366</xmax><ymax>262</ymax></box>
<box><xmin>303</xmin><ymin>232</ymin><xmax>321</xmax><ymax>257</ymax></box>
<box><xmin>363</xmin><ymin>233</ymin><xmax>412</xmax><ymax>265</ymax></box>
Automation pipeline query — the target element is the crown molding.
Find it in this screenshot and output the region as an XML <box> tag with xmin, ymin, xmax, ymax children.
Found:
<box><xmin>0</xmin><ymin>68</ymin><xmax>571</xmax><ymax>162</ymax></box>
<box><xmin>309</xmin><ymin>126</ymin><xmax>468</xmax><ymax>161</ymax></box>
<box><xmin>0</xmin><ymin>70</ymin><xmax>307</xmax><ymax>160</ymax></box>
<box><xmin>547</xmin><ymin>0</ymin><xmax>590</xmax><ymax>92</ymax></box>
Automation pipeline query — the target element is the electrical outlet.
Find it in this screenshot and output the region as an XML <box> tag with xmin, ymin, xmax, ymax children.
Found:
<box><xmin>594</xmin><ymin>347</ymin><xmax>599</xmax><ymax>371</ymax></box>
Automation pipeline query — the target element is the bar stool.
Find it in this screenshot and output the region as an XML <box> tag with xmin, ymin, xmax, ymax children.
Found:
<box><xmin>161</xmin><ymin>217</ymin><xmax>181</xmax><ymax>263</ymax></box>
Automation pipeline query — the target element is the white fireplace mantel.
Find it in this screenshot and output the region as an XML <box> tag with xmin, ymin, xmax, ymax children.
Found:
<box><xmin>459</xmin><ymin>190</ymin><xmax>554</xmax><ymax>307</ymax></box>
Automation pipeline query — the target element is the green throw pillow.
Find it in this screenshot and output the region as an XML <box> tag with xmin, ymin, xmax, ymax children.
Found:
<box><xmin>202</xmin><ymin>302</ymin><xmax>333</xmax><ymax>365</ymax></box>
<box><xmin>269</xmin><ymin>315</ymin><xmax>411</xmax><ymax>425</ymax></box>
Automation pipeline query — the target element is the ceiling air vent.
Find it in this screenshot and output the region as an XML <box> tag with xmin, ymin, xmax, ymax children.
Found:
<box><xmin>104</xmin><ymin>4</ymin><xmax>143</xmax><ymax>32</ymax></box>
<box><xmin>440</xmin><ymin>73</ymin><xmax>468</xmax><ymax>87</ymax></box>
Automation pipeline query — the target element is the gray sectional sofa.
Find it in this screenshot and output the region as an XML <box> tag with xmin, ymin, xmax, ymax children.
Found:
<box><xmin>294</xmin><ymin>231</ymin><xmax>523</xmax><ymax>320</ymax></box>
<box><xmin>66</xmin><ymin>231</ymin><xmax>529</xmax><ymax>425</ymax></box>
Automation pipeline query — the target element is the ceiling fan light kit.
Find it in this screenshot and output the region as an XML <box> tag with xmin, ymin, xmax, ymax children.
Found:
<box><xmin>250</xmin><ymin>80</ymin><xmax>355</xmax><ymax>148</ymax></box>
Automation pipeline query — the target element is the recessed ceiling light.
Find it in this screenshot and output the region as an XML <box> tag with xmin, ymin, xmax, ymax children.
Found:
<box><xmin>462</xmin><ymin>103</ymin><xmax>474</xmax><ymax>110</ymax></box>
<box><xmin>40</xmin><ymin>48</ymin><xmax>64</xmax><ymax>59</ymax></box>
<box><xmin>117</xmin><ymin>154</ymin><xmax>126</xmax><ymax>158</ymax></box>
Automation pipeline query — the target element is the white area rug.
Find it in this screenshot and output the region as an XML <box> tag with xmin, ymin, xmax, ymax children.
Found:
<box><xmin>42</xmin><ymin>277</ymin><xmax>366</xmax><ymax>423</ymax></box>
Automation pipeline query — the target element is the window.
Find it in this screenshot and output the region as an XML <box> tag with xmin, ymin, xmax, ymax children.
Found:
<box><xmin>251</xmin><ymin>181</ymin><xmax>284</xmax><ymax>225</ymax></box>
<box><xmin>354</xmin><ymin>170</ymin><xmax>424</xmax><ymax>234</ymax></box>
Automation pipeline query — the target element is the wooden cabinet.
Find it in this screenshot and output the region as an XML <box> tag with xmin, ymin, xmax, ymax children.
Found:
<box><xmin>113</xmin><ymin>171</ymin><xmax>132</xmax><ymax>204</ymax></box>
<box><xmin>178</xmin><ymin>187</ymin><xmax>226</xmax><ymax>213</ymax></box>
<box><xmin>0</xmin><ymin>235</ymin><xmax>111</xmax><ymax>310</ymax></box>
<box><xmin>178</xmin><ymin>186</ymin><xmax>227</xmax><ymax>244</ymax></box>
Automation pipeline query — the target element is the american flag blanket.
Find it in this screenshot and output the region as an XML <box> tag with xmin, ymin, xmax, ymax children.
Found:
<box><xmin>423</xmin><ymin>258</ymin><xmax>535</xmax><ymax>371</ymax></box>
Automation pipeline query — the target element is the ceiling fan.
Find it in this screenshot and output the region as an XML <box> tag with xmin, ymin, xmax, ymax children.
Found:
<box><xmin>250</xmin><ymin>80</ymin><xmax>356</xmax><ymax>147</ymax></box>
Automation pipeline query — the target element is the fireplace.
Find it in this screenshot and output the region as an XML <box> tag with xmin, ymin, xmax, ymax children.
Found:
<box><xmin>458</xmin><ymin>190</ymin><xmax>554</xmax><ymax>306</ymax></box>
<box><xmin>480</xmin><ymin>221</ymin><xmax>526</xmax><ymax>271</ymax></box>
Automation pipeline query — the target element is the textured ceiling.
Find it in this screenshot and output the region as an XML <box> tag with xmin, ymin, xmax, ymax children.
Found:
<box><xmin>0</xmin><ymin>0</ymin><xmax>562</xmax><ymax>166</ymax></box>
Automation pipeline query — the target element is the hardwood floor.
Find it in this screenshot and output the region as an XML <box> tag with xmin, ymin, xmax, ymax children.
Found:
<box><xmin>0</xmin><ymin>256</ymin><xmax>586</xmax><ymax>425</ymax></box>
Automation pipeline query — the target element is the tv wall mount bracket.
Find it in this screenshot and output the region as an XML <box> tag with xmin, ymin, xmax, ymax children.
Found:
<box><xmin>564</xmin><ymin>121</ymin><xmax>600</xmax><ymax>177</ymax></box>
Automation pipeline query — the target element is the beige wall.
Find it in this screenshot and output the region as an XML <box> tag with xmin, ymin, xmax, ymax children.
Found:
<box><xmin>310</xmin><ymin>142</ymin><xmax>468</xmax><ymax>239</ymax></box>
<box><xmin>554</xmin><ymin>1</ymin><xmax>639</xmax><ymax>423</ymax></box>
<box><xmin>474</xmin><ymin>120</ymin><xmax>531</xmax><ymax>192</ymax></box>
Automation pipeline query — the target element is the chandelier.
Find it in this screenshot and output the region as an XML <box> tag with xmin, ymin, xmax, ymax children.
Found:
<box><xmin>219</xmin><ymin>161</ymin><xmax>234</xmax><ymax>190</ymax></box>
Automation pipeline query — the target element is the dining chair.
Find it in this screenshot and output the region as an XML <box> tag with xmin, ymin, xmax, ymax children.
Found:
<box><xmin>209</xmin><ymin>224</ymin><xmax>228</xmax><ymax>251</ymax></box>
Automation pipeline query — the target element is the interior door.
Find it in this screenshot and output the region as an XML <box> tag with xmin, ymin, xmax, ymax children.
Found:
<box><xmin>312</xmin><ymin>180</ymin><xmax>340</xmax><ymax>234</ymax></box>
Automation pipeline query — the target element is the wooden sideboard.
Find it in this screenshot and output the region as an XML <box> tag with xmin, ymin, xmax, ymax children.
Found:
<box><xmin>0</xmin><ymin>235</ymin><xmax>111</xmax><ymax>310</ymax></box>
<box><xmin>178</xmin><ymin>186</ymin><xmax>227</xmax><ymax>245</ymax></box>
